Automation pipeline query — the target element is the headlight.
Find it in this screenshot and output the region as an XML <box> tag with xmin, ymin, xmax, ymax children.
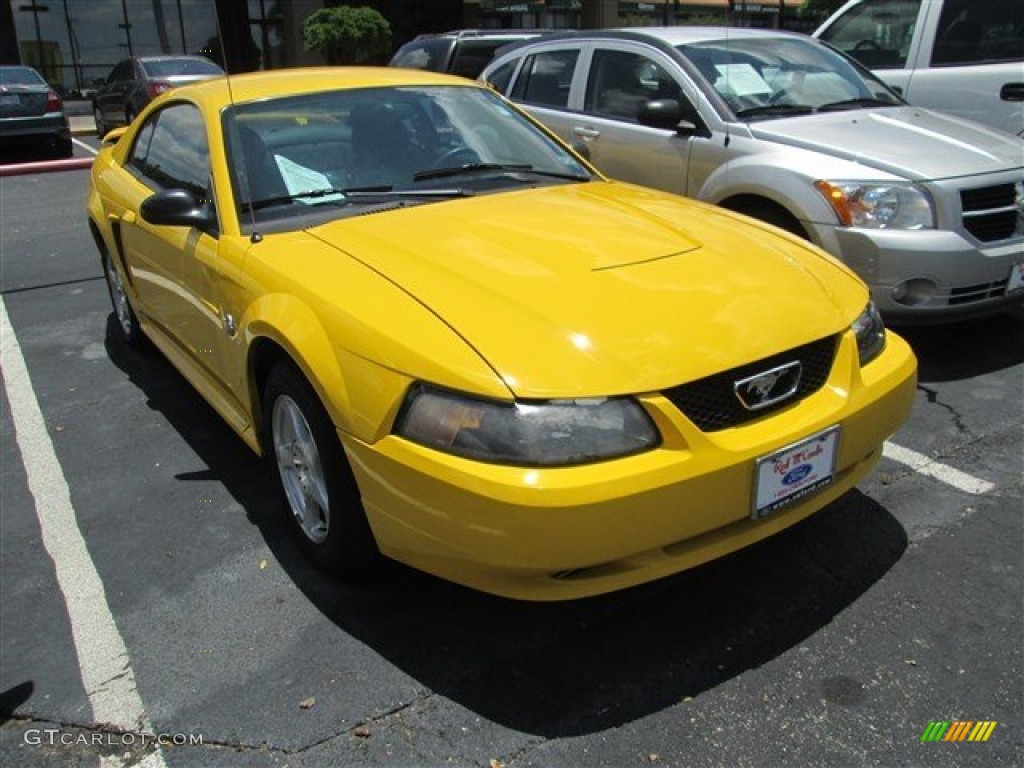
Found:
<box><xmin>395</xmin><ymin>385</ymin><xmax>660</xmax><ymax>466</ymax></box>
<box><xmin>852</xmin><ymin>301</ymin><xmax>886</xmax><ymax>365</ymax></box>
<box><xmin>815</xmin><ymin>180</ymin><xmax>934</xmax><ymax>230</ymax></box>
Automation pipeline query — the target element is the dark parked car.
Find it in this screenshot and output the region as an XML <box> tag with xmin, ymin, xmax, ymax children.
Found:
<box><xmin>389</xmin><ymin>29</ymin><xmax>549</xmax><ymax>79</ymax></box>
<box><xmin>92</xmin><ymin>55</ymin><xmax>223</xmax><ymax>137</ymax></box>
<box><xmin>0</xmin><ymin>65</ymin><xmax>72</xmax><ymax>158</ymax></box>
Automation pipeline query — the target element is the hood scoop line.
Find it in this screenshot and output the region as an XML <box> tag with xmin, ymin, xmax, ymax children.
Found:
<box><xmin>592</xmin><ymin>246</ymin><xmax>701</xmax><ymax>272</ymax></box>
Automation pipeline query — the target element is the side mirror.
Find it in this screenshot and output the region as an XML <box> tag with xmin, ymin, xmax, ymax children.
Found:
<box><xmin>141</xmin><ymin>189</ymin><xmax>214</xmax><ymax>230</ymax></box>
<box><xmin>570</xmin><ymin>140</ymin><xmax>591</xmax><ymax>161</ymax></box>
<box><xmin>637</xmin><ymin>98</ymin><xmax>710</xmax><ymax>138</ymax></box>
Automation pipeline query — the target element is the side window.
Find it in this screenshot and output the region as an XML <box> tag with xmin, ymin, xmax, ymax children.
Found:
<box><xmin>511</xmin><ymin>49</ymin><xmax>578</xmax><ymax>108</ymax></box>
<box><xmin>817</xmin><ymin>0</ymin><xmax>921</xmax><ymax>69</ymax></box>
<box><xmin>109</xmin><ymin>60</ymin><xmax>132</xmax><ymax>83</ymax></box>
<box><xmin>585</xmin><ymin>49</ymin><xmax>681</xmax><ymax>121</ymax></box>
<box><xmin>931</xmin><ymin>0</ymin><xmax>1024</xmax><ymax>67</ymax></box>
<box><xmin>485</xmin><ymin>59</ymin><xmax>518</xmax><ymax>94</ymax></box>
<box><xmin>126</xmin><ymin>104</ymin><xmax>210</xmax><ymax>199</ymax></box>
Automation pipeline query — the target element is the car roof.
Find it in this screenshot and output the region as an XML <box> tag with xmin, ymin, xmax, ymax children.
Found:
<box><xmin>501</xmin><ymin>25</ymin><xmax>803</xmax><ymax>49</ymax></box>
<box><xmin>414</xmin><ymin>29</ymin><xmax>546</xmax><ymax>41</ymax></box>
<box><xmin>172</xmin><ymin>66</ymin><xmax>481</xmax><ymax>107</ymax></box>
<box><xmin>134</xmin><ymin>54</ymin><xmax>218</xmax><ymax>63</ymax></box>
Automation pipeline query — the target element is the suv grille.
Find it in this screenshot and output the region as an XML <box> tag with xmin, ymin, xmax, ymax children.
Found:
<box><xmin>960</xmin><ymin>184</ymin><xmax>1019</xmax><ymax>242</ymax></box>
<box><xmin>663</xmin><ymin>336</ymin><xmax>838</xmax><ymax>432</ymax></box>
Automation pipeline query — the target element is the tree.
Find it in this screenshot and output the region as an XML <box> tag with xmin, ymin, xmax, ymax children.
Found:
<box><xmin>303</xmin><ymin>6</ymin><xmax>392</xmax><ymax>65</ymax></box>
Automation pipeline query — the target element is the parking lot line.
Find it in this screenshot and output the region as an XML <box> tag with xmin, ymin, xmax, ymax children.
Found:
<box><xmin>1</xmin><ymin>296</ymin><xmax>166</xmax><ymax>765</ymax></box>
<box><xmin>73</xmin><ymin>137</ymin><xmax>98</xmax><ymax>156</ymax></box>
<box><xmin>883</xmin><ymin>441</ymin><xmax>996</xmax><ymax>495</ymax></box>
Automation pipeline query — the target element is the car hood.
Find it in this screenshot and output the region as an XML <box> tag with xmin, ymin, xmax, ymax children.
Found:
<box><xmin>309</xmin><ymin>182</ymin><xmax>865</xmax><ymax>398</ymax></box>
<box><xmin>749</xmin><ymin>106</ymin><xmax>1024</xmax><ymax>180</ymax></box>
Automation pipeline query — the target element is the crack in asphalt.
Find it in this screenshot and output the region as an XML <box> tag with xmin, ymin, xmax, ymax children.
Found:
<box><xmin>0</xmin><ymin>275</ymin><xmax>104</xmax><ymax>297</ymax></box>
<box><xmin>916</xmin><ymin>384</ymin><xmax>971</xmax><ymax>435</ymax></box>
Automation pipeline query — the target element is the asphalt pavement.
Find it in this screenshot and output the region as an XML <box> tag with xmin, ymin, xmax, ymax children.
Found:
<box><xmin>0</xmin><ymin>153</ymin><xmax>1020</xmax><ymax>767</ymax></box>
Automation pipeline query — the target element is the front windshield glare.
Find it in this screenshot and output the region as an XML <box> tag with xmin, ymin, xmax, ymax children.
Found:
<box><xmin>678</xmin><ymin>37</ymin><xmax>902</xmax><ymax>119</ymax></box>
<box><xmin>224</xmin><ymin>85</ymin><xmax>590</xmax><ymax>225</ymax></box>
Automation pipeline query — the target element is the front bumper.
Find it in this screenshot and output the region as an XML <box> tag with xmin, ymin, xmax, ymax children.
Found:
<box><xmin>342</xmin><ymin>331</ymin><xmax>917</xmax><ymax>601</ymax></box>
<box><xmin>808</xmin><ymin>224</ymin><xmax>1024</xmax><ymax>322</ymax></box>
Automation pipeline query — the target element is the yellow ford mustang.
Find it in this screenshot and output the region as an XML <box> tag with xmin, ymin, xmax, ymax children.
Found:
<box><xmin>86</xmin><ymin>68</ymin><xmax>916</xmax><ymax>600</ymax></box>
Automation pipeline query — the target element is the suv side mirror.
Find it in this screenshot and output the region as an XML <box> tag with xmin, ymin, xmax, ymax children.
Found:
<box><xmin>141</xmin><ymin>189</ymin><xmax>215</xmax><ymax>230</ymax></box>
<box><xmin>638</xmin><ymin>98</ymin><xmax>709</xmax><ymax>138</ymax></box>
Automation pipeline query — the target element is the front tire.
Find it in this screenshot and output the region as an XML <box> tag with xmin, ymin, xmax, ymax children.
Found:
<box><xmin>263</xmin><ymin>362</ymin><xmax>377</xmax><ymax>574</ymax></box>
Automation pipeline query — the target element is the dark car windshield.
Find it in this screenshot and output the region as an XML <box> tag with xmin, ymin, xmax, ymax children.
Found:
<box><xmin>0</xmin><ymin>66</ymin><xmax>46</xmax><ymax>86</ymax></box>
<box><xmin>223</xmin><ymin>84</ymin><xmax>591</xmax><ymax>231</ymax></box>
<box><xmin>677</xmin><ymin>36</ymin><xmax>903</xmax><ymax>120</ymax></box>
<box><xmin>141</xmin><ymin>58</ymin><xmax>223</xmax><ymax>78</ymax></box>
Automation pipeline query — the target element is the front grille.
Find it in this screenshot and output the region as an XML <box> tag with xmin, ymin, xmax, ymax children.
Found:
<box><xmin>663</xmin><ymin>335</ymin><xmax>838</xmax><ymax>432</ymax></box>
<box><xmin>948</xmin><ymin>279</ymin><xmax>1010</xmax><ymax>305</ymax></box>
<box><xmin>960</xmin><ymin>183</ymin><xmax>1019</xmax><ymax>242</ymax></box>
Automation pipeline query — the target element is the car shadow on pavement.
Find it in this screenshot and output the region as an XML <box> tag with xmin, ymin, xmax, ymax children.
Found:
<box><xmin>105</xmin><ymin>315</ymin><xmax>909</xmax><ymax>739</ymax></box>
<box><xmin>891</xmin><ymin>305</ymin><xmax>1024</xmax><ymax>383</ymax></box>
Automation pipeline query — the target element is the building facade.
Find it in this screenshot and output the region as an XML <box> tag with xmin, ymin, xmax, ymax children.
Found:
<box><xmin>1</xmin><ymin>0</ymin><xmax>795</xmax><ymax>96</ymax></box>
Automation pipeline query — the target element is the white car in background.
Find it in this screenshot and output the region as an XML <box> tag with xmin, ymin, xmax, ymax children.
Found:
<box><xmin>814</xmin><ymin>0</ymin><xmax>1024</xmax><ymax>136</ymax></box>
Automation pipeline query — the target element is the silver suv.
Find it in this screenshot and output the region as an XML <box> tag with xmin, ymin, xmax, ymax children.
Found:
<box><xmin>482</xmin><ymin>27</ymin><xmax>1024</xmax><ymax>322</ymax></box>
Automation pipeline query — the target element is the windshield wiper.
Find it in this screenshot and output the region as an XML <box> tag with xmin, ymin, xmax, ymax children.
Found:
<box><xmin>413</xmin><ymin>162</ymin><xmax>590</xmax><ymax>183</ymax></box>
<box><xmin>816</xmin><ymin>97</ymin><xmax>900</xmax><ymax>112</ymax></box>
<box><xmin>734</xmin><ymin>104</ymin><xmax>816</xmax><ymax>119</ymax></box>
<box><xmin>246</xmin><ymin>186</ymin><xmax>472</xmax><ymax>211</ymax></box>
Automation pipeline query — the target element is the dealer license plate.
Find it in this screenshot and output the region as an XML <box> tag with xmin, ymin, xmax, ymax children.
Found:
<box><xmin>1007</xmin><ymin>263</ymin><xmax>1024</xmax><ymax>294</ymax></box>
<box><xmin>753</xmin><ymin>426</ymin><xmax>840</xmax><ymax>519</ymax></box>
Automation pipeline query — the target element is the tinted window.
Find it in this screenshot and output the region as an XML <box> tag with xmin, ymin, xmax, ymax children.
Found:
<box><xmin>818</xmin><ymin>0</ymin><xmax>920</xmax><ymax>69</ymax></box>
<box><xmin>109</xmin><ymin>60</ymin><xmax>134</xmax><ymax>82</ymax></box>
<box><xmin>391</xmin><ymin>38</ymin><xmax>452</xmax><ymax>72</ymax></box>
<box><xmin>450</xmin><ymin>40</ymin><xmax>517</xmax><ymax>79</ymax></box>
<box><xmin>0</xmin><ymin>67</ymin><xmax>46</xmax><ymax>86</ymax></box>
<box><xmin>585</xmin><ymin>50</ymin><xmax>682</xmax><ymax>121</ymax></box>
<box><xmin>511</xmin><ymin>50</ymin><xmax>578</xmax><ymax>108</ymax></box>
<box><xmin>127</xmin><ymin>104</ymin><xmax>209</xmax><ymax>197</ymax></box>
<box><xmin>485</xmin><ymin>60</ymin><xmax>518</xmax><ymax>94</ymax></box>
<box><xmin>931</xmin><ymin>0</ymin><xmax>1024</xmax><ymax>66</ymax></box>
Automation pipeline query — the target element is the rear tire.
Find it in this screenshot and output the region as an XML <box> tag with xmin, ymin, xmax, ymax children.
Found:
<box><xmin>263</xmin><ymin>362</ymin><xmax>378</xmax><ymax>574</ymax></box>
<box><xmin>102</xmin><ymin>251</ymin><xmax>147</xmax><ymax>348</ymax></box>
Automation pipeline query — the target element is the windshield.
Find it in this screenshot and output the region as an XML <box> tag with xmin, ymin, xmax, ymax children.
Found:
<box><xmin>677</xmin><ymin>36</ymin><xmax>903</xmax><ymax>120</ymax></box>
<box><xmin>223</xmin><ymin>84</ymin><xmax>591</xmax><ymax>229</ymax></box>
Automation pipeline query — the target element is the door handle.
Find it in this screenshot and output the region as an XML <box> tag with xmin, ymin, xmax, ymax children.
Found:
<box><xmin>1000</xmin><ymin>83</ymin><xmax>1024</xmax><ymax>102</ymax></box>
<box><xmin>573</xmin><ymin>126</ymin><xmax>601</xmax><ymax>140</ymax></box>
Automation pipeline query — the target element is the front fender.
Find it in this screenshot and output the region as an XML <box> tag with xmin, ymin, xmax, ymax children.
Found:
<box><xmin>242</xmin><ymin>294</ymin><xmax>354</xmax><ymax>435</ymax></box>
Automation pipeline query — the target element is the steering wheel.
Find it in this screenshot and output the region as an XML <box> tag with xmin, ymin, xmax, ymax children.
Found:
<box><xmin>854</xmin><ymin>39</ymin><xmax>882</xmax><ymax>50</ymax></box>
<box><xmin>433</xmin><ymin>146</ymin><xmax>480</xmax><ymax>169</ymax></box>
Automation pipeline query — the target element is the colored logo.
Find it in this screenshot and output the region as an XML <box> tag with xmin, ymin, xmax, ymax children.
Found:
<box><xmin>782</xmin><ymin>464</ymin><xmax>813</xmax><ymax>486</ymax></box>
<box><xmin>921</xmin><ymin>721</ymin><xmax>997</xmax><ymax>742</ymax></box>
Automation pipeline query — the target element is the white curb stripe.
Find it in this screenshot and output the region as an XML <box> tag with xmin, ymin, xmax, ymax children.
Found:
<box><xmin>883</xmin><ymin>441</ymin><xmax>996</xmax><ymax>495</ymax></box>
<box><xmin>1</xmin><ymin>297</ymin><xmax>165</xmax><ymax>765</ymax></box>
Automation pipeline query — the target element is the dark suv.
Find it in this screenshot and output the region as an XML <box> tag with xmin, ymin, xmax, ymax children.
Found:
<box><xmin>389</xmin><ymin>30</ymin><xmax>548</xmax><ymax>79</ymax></box>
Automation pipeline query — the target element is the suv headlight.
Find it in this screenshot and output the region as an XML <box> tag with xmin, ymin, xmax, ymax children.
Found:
<box><xmin>852</xmin><ymin>301</ymin><xmax>886</xmax><ymax>365</ymax></box>
<box><xmin>395</xmin><ymin>385</ymin><xmax>659</xmax><ymax>466</ymax></box>
<box><xmin>815</xmin><ymin>180</ymin><xmax>934</xmax><ymax>230</ymax></box>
